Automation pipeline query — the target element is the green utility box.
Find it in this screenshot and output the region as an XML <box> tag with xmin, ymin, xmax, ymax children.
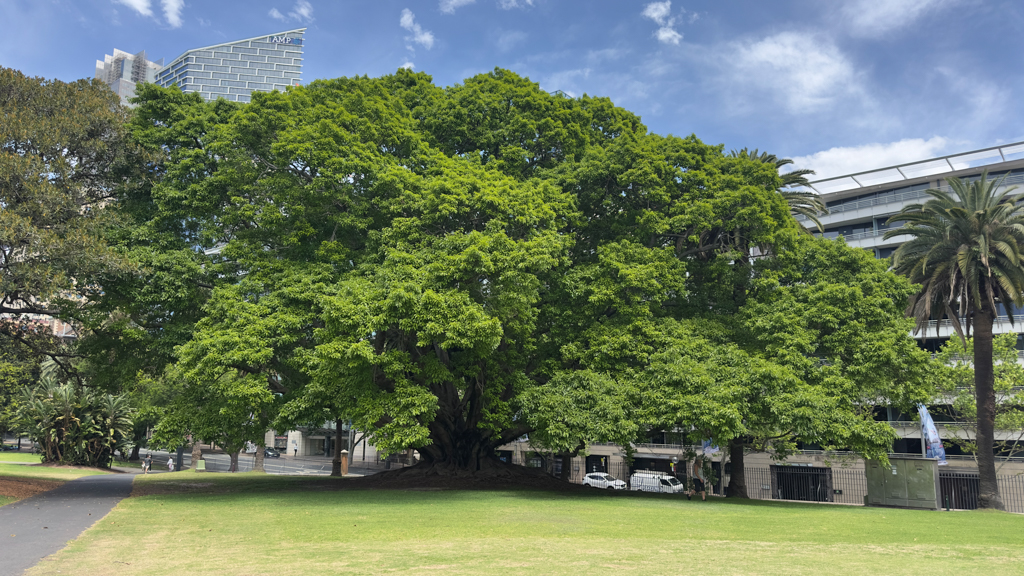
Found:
<box><xmin>865</xmin><ymin>457</ymin><xmax>940</xmax><ymax>510</ymax></box>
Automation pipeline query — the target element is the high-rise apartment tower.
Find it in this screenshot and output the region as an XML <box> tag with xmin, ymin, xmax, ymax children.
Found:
<box><xmin>95</xmin><ymin>49</ymin><xmax>164</xmax><ymax>103</ymax></box>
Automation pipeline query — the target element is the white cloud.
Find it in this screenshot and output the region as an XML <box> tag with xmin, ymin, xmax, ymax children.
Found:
<box><xmin>440</xmin><ymin>0</ymin><xmax>475</xmax><ymax>13</ymax></box>
<box><xmin>270</xmin><ymin>1</ymin><xmax>314</xmax><ymax>24</ymax></box>
<box><xmin>791</xmin><ymin>137</ymin><xmax>950</xmax><ymax>180</ymax></box>
<box><xmin>724</xmin><ymin>32</ymin><xmax>865</xmax><ymax>114</ymax></box>
<box><xmin>400</xmin><ymin>9</ymin><xmax>435</xmax><ymax>50</ymax></box>
<box><xmin>498</xmin><ymin>0</ymin><xmax>534</xmax><ymax>8</ymax></box>
<box><xmin>642</xmin><ymin>2</ymin><xmax>685</xmax><ymax>45</ymax></box>
<box><xmin>642</xmin><ymin>1</ymin><xmax>672</xmax><ymax>26</ymax></box>
<box><xmin>113</xmin><ymin>0</ymin><xmax>153</xmax><ymax>18</ymax></box>
<box><xmin>496</xmin><ymin>30</ymin><xmax>527</xmax><ymax>52</ymax></box>
<box><xmin>401</xmin><ymin>62</ymin><xmax>415</xmax><ymax>70</ymax></box>
<box><xmin>840</xmin><ymin>0</ymin><xmax>961</xmax><ymax>38</ymax></box>
<box><xmin>289</xmin><ymin>0</ymin><xmax>314</xmax><ymax>22</ymax></box>
<box><xmin>161</xmin><ymin>0</ymin><xmax>183</xmax><ymax>28</ymax></box>
<box><xmin>933</xmin><ymin>66</ymin><xmax>1010</xmax><ymax>130</ymax></box>
<box><xmin>655</xmin><ymin>27</ymin><xmax>682</xmax><ymax>45</ymax></box>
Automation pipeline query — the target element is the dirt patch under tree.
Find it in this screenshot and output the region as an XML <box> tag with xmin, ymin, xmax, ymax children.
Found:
<box><xmin>0</xmin><ymin>476</ymin><xmax>63</xmax><ymax>500</ymax></box>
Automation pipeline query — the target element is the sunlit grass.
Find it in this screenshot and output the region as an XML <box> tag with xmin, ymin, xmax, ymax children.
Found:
<box><xmin>0</xmin><ymin>463</ymin><xmax>111</xmax><ymax>481</ymax></box>
<box><xmin>23</xmin><ymin>472</ymin><xmax>1024</xmax><ymax>576</ymax></box>
<box><xmin>0</xmin><ymin>452</ymin><xmax>43</xmax><ymax>463</ymax></box>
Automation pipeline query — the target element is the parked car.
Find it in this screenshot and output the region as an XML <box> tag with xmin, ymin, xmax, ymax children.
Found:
<box><xmin>264</xmin><ymin>447</ymin><xmax>281</xmax><ymax>458</ymax></box>
<box><xmin>582</xmin><ymin>472</ymin><xmax>627</xmax><ymax>490</ymax></box>
<box><xmin>629</xmin><ymin>470</ymin><xmax>685</xmax><ymax>494</ymax></box>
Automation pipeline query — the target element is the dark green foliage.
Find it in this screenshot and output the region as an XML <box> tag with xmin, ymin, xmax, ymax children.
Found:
<box><xmin>111</xmin><ymin>69</ymin><xmax>929</xmax><ymax>474</ymax></box>
<box><xmin>0</xmin><ymin>67</ymin><xmax>136</xmax><ymax>376</ymax></box>
<box><xmin>15</xmin><ymin>368</ymin><xmax>134</xmax><ymax>468</ymax></box>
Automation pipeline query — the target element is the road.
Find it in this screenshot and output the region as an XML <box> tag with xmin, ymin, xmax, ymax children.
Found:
<box><xmin>0</xmin><ymin>474</ymin><xmax>135</xmax><ymax>576</ymax></box>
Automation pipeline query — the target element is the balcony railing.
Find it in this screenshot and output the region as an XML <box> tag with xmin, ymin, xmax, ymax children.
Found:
<box><xmin>818</xmin><ymin>228</ymin><xmax>910</xmax><ymax>242</ymax></box>
<box><xmin>797</xmin><ymin>171</ymin><xmax>1024</xmax><ymax>221</ymax></box>
<box><xmin>923</xmin><ymin>315</ymin><xmax>1021</xmax><ymax>331</ymax></box>
<box><xmin>931</xmin><ymin>350</ymin><xmax>1024</xmax><ymax>363</ymax></box>
<box><xmin>805</xmin><ymin>141</ymin><xmax>1024</xmax><ymax>194</ymax></box>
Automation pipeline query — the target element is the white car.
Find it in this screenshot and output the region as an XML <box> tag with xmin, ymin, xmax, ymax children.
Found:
<box><xmin>582</xmin><ymin>472</ymin><xmax>627</xmax><ymax>490</ymax></box>
<box><xmin>629</xmin><ymin>470</ymin><xmax>686</xmax><ymax>494</ymax></box>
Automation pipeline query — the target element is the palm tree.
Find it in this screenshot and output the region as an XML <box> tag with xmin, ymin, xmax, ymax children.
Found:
<box><xmin>728</xmin><ymin>148</ymin><xmax>828</xmax><ymax>232</ymax></box>
<box><xmin>885</xmin><ymin>171</ymin><xmax>1024</xmax><ymax>511</ymax></box>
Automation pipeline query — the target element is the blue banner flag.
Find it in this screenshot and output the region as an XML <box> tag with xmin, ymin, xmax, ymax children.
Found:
<box><xmin>917</xmin><ymin>404</ymin><xmax>947</xmax><ymax>465</ymax></box>
<box><xmin>701</xmin><ymin>440</ymin><xmax>720</xmax><ymax>456</ymax></box>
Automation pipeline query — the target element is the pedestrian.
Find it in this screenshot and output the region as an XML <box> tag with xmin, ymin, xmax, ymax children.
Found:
<box><xmin>690</xmin><ymin>457</ymin><xmax>707</xmax><ymax>501</ymax></box>
<box><xmin>143</xmin><ymin>454</ymin><xmax>152</xmax><ymax>474</ymax></box>
<box><xmin>167</xmin><ymin>456</ymin><xmax>174</xmax><ymax>472</ymax></box>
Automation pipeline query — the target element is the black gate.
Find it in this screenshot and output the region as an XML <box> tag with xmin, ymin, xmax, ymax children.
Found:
<box><xmin>939</xmin><ymin>470</ymin><xmax>980</xmax><ymax>510</ymax></box>
<box><xmin>770</xmin><ymin>465</ymin><xmax>834</xmax><ymax>502</ymax></box>
<box><xmin>585</xmin><ymin>455</ymin><xmax>608</xmax><ymax>473</ymax></box>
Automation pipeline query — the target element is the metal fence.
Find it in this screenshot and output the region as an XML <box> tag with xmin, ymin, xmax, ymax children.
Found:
<box><xmin>938</xmin><ymin>470</ymin><xmax>1024</xmax><ymax>513</ymax></box>
<box><xmin>569</xmin><ymin>462</ymin><xmax>1024</xmax><ymax>513</ymax></box>
<box><xmin>737</xmin><ymin>467</ymin><xmax>867</xmax><ymax>505</ymax></box>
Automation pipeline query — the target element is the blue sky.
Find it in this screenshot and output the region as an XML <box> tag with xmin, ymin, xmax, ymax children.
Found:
<box><xmin>4</xmin><ymin>0</ymin><xmax>1024</xmax><ymax>179</ymax></box>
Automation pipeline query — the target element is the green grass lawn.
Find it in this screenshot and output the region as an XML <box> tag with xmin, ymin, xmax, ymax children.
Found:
<box><xmin>23</xmin><ymin>472</ymin><xmax>1024</xmax><ymax>576</ymax></box>
<box><xmin>0</xmin><ymin>462</ymin><xmax>112</xmax><ymax>480</ymax></box>
<box><xmin>0</xmin><ymin>452</ymin><xmax>43</xmax><ymax>463</ymax></box>
<box><xmin>0</xmin><ymin>495</ymin><xmax>16</xmax><ymax>506</ymax></box>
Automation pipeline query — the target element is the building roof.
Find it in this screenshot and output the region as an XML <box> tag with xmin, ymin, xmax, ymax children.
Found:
<box><xmin>158</xmin><ymin>27</ymin><xmax>306</xmax><ymax>71</ymax></box>
<box><xmin>806</xmin><ymin>141</ymin><xmax>1024</xmax><ymax>195</ymax></box>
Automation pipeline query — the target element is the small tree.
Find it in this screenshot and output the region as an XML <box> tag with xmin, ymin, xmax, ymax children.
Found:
<box><xmin>15</xmin><ymin>372</ymin><xmax>134</xmax><ymax>468</ymax></box>
<box><xmin>934</xmin><ymin>333</ymin><xmax>1024</xmax><ymax>466</ymax></box>
<box><xmin>153</xmin><ymin>371</ymin><xmax>274</xmax><ymax>472</ymax></box>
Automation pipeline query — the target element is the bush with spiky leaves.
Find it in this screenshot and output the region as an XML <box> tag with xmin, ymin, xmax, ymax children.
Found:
<box><xmin>15</xmin><ymin>368</ymin><xmax>134</xmax><ymax>468</ymax></box>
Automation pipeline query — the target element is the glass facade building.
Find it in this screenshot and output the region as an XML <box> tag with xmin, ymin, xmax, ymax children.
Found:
<box><xmin>155</xmin><ymin>28</ymin><xmax>305</xmax><ymax>103</ymax></box>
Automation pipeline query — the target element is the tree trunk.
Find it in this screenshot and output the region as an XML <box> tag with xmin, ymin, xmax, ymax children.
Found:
<box><xmin>229</xmin><ymin>451</ymin><xmax>239</xmax><ymax>473</ymax></box>
<box><xmin>331</xmin><ymin>418</ymin><xmax>343</xmax><ymax>477</ymax></box>
<box><xmin>417</xmin><ymin>427</ymin><xmax>501</xmax><ymax>473</ymax></box>
<box><xmin>559</xmin><ymin>453</ymin><xmax>572</xmax><ymax>482</ymax></box>
<box><xmin>129</xmin><ymin>444</ymin><xmax>141</xmax><ymax>461</ymax></box>
<box><xmin>726</xmin><ymin>439</ymin><xmax>748</xmax><ymax>498</ymax></box>
<box><xmin>973</xmin><ymin>308</ymin><xmax>1005</xmax><ymax>510</ymax></box>
<box><xmin>191</xmin><ymin>442</ymin><xmax>202</xmax><ymax>472</ymax></box>
<box><xmin>254</xmin><ymin>443</ymin><xmax>265</xmax><ymax>472</ymax></box>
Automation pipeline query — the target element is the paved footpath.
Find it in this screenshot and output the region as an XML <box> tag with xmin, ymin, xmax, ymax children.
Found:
<box><xmin>0</xmin><ymin>474</ymin><xmax>135</xmax><ymax>576</ymax></box>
